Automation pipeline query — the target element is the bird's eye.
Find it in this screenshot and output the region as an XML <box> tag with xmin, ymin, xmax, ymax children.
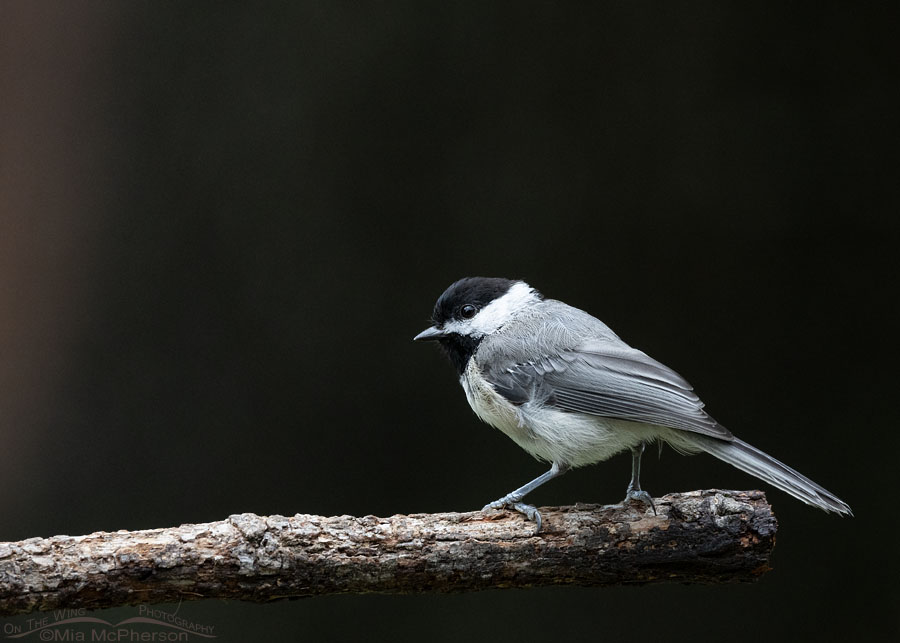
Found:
<box><xmin>460</xmin><ymin>304</ymin><xmax>477</xmax><ymax>319</ymax></box>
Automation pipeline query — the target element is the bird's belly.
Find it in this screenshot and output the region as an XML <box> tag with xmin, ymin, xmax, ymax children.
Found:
<box><xmin>461</xmin><ymin>361</ymin><xmax>653</xmax><ymax>467</ymax></box>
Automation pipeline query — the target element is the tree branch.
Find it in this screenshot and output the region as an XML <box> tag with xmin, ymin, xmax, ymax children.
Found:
<box><xmin>0</xmin><ymin>489</ymin><xmax>776</xmax><ymax>616</ymax></box>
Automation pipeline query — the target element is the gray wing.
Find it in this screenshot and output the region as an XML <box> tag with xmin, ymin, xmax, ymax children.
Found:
<box><xmin>485</xmin><ymin>340</ymin><xmax>733</xmax><ymax>441</ymax></box>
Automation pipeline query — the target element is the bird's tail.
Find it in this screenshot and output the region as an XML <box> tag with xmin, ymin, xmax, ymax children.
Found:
<box><xmin>693</xmin><ymin>436</ymin><xmax>852</xmax><ymax>515</ymax></box>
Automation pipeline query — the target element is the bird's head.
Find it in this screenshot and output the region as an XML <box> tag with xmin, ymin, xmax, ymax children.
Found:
<box><xmin>414</xmin><ymin>277</ymin><xmax>543</xmax><ymax>372</ymax></box>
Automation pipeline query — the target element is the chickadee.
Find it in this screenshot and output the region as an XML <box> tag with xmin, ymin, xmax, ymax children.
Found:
<box><xmin>414</xmin><ymin>277</ymin><xmax>851</xmax><ymax>530</ymax></box>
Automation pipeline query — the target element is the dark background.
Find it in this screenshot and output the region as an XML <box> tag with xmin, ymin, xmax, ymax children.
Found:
<box><xmin>1</xmin><ymin>2</ymin><xmax>897</xmax><ymax>641</ymax></box>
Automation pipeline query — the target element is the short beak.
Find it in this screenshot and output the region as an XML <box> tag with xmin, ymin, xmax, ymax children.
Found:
<box><xmin>413</xmin><ymin>326</ymin><xmax>447</xmax><ymax>342</ymax></box>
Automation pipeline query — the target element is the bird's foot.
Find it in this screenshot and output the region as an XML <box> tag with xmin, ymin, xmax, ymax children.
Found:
<box><xmin>482</xmin><ymin>496</ymin><xmax>543</xmax><ymax>532</ymax></box>
<box><xmin>623</xmin><ymin>488</ymin><xmax>657</xmax><ymax>515</ymax></box>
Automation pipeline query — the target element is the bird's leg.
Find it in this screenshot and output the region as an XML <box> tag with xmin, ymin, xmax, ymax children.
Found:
<box><xmin>624</xmin><ymin>442</ymin><xmax>657</xmax><ymax>515</ymax></box>
<box><xmin>483</xmin><ymin>461</ymin><xmax>570</xmax><ymax>532</ymax></box>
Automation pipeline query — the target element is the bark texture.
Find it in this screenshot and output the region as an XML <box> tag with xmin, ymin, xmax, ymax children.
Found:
<box><xmin>0</xmin><ymin>489</ymin><xmax>776</xmax><ymax>616</ymax></box>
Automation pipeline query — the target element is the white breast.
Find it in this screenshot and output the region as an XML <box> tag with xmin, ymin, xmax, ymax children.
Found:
<box><xmin>460</xmin><ymin>359</ymin><xmax>582</xmax><ymax>464</ymax></box>
<box><xmin>460</xmin><ymin>360</ymin><xmax>530</xmax><ymax>442</ymax></box>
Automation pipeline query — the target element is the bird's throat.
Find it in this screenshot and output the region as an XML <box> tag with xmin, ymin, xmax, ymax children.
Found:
<box><xmin>438</xmin><ymin>334</ymin><xmax>482</xmax><ymax>375</ymax></box>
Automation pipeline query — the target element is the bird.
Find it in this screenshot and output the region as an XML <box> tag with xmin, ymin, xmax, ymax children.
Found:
<box><xmin>414</xmin><ymin>276</ymin><xmax>852</xmax><ymax>531</ymax></box>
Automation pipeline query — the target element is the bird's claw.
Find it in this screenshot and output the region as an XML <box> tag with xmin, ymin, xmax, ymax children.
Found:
<box><xmin>512</xmin><ymin>502</ymin><xmax>542</xmax><ymax>532</ymax></box>
<box><xmin>624</xmin><ymin>488</ymin><xmax>657</xmax><ymax>515</ymax></box>
<box><xmin>482</xmin><ymin>498</ymin><xmax>510</xmax><ymax>512</ymax></box>
<box><xmin>482</xmin><ymin>496</ymin><xmax>543</xmax><ymax>532</ymax></box>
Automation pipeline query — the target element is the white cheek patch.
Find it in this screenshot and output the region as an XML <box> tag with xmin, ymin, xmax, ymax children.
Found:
<box><xmin>467</xmin><ymin>282</ymin><xmax>539</xmax><ymax>337</ymax></box>
<box><xmin>441</xmin><ymin>319</ymin><xmax>470</xmax><ymax>336</ymax></box>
